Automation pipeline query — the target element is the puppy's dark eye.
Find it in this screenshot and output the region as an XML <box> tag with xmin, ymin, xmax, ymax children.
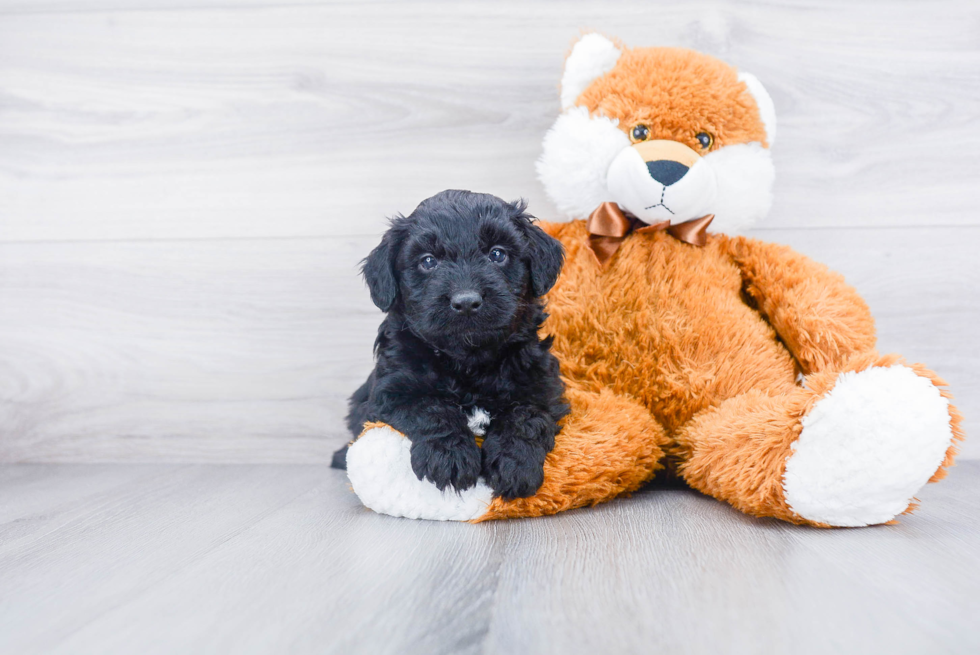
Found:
<box><xmin>630</xmin><ymin>124</ymin><xmax>650</xmax><ymax>143</ymax></box>
<box><xmin>696</xmin><ymin>132</ymin><xmax>713</xmax><ymax>150</ymax></box>
<box><xmin>488</xmin><ymin>247</ymin><xmax>507</xmax><ymax>264</ymax></box>
<box><xmin>419</xmin><ymin>254</ymin><xmax>438</xmax><ymax>271</ymax></box>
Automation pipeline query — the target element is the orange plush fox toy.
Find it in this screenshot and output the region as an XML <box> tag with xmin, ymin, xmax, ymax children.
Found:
<box><xmin>346</xmin><ymin>34</ymin><xmax>963</xmax><ymax>527</ymax></box>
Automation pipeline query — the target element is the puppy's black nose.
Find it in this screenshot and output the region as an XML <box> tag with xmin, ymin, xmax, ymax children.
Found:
<box><xmin>450</xmin><ymin>291</ymin><xmax>483</xmax><ymax>315</ymax></box>
<box><xmin>646</xmin><ymin>160</ymin><xmax>689</xmax><ymax>186</ymax></box>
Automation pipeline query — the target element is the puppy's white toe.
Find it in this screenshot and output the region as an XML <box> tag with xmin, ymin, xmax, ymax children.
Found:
<box><xmin>346</xmin><ymin>426</ymin><xmax>493</xmax><ymax>521</ymax></box>
<box><xmin>783</xmin><ymin>365</ymin><xmax>954</xmax><ymax>527</ymax></box>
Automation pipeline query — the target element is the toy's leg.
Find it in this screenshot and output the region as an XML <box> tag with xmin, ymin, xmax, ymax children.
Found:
<box><xmin>676</xmin><ymin>352</ymin><xmax>963</xmax><ymax>527</ymax></box>
<box><xmin>346</xmin><ymin>387</ymin><xmax>669</xmax><ymax>521</ymax></box>
<box><xmin>475</xmin><ymin>387</ymin><xmax>669</xmax><ymax>521</ymax></box>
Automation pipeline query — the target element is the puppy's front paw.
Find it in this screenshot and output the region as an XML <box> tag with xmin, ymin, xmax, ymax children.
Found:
<box><xmin>482</xmin><ymin>441</ymin><xmax>546</xmax><ymax>500</ymax></box>
<box><xmin>409</xmin><ymin>435</ymin><xmax>482</xmax><ymax>493</ymax></box>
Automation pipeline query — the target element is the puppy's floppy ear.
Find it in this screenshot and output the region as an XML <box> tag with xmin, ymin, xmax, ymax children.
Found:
<box><xmin>362</xmin><ymin>222</ymin><xmax>403</xmax><ymax>312</ymax></box>
<box><xmin>511</xmin><ymin>200</ymin><xmax>565</xmax><ymax>297</ymax></box>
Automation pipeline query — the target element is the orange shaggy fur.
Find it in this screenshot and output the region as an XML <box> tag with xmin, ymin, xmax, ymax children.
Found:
<box><xmin>362</xmin><ymin>44</ymin><xmax>963</xmax><ymax>525</ymax></box>
<box><xmin>479</xmin><ymin>223</ymin><xmax>964</xmax><ymax>524</ymax></box>
<box><xmin>477</xmin><ymin>387</ymin><xmax>669</xmax><ymax>521</ymax></box>
<box><xmin>576</xmin><ymin>46</ymin><xmax>769</xmax><ymax>151</ymax></box>
<box><xmin>478</xmin><ymin>44</ymin><xmax>963</xmax><ymax>523</ymax></box>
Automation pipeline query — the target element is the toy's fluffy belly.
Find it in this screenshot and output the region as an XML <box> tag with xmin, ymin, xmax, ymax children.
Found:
<box><xmin>542</xmin><ymin>220</ymin><xmax>798</xmax><ymax>433</ymax></box>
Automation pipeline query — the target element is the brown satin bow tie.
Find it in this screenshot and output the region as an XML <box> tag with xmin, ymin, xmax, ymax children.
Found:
<box><xmin>586</xmin><ymin>202</ymin><xmax>714</xmax><ymax>266</ymax></box>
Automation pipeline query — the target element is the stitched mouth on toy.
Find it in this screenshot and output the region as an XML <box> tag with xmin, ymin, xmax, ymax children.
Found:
<box><xmin>643</xmin><ymin>186</ymin><xmax>674</xmax><ymax>213</ymax></box>
<box><xmin>643</xmin><ymin>202</ymin><xmax>674</xmax><ymax>213</ymax></box>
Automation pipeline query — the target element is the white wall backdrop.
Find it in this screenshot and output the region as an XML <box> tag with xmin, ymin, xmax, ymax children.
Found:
<box><xmin>1</xmin><ymin>0</ymin><xmax>977</xmax><ymax>461</ymax></box>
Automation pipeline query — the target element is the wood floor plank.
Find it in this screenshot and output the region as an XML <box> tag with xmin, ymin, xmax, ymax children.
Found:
<box><xmin>0</xmin><ymin>464</ymin><xmax>328</xmax><ymax>654</ymax></box>
<box><xmin>476</xmin><ymin>464</ymin><xmax>980</xmax><ymax>655</ymax></box>
<box><xmin>0</xmin><ymin>463</ymin><xmax>976</xmax><ymax>654</ymax></box>
<box><xmin>1</xmin><ymin>0</ymin><xmax>978</xmax><ymax>242</ymax></box>
<box><xmin>770</xmin><ymin>469</ymin><xmax>980</xmax><ymax>655</ymax></box>
<box><xmin>0</xmin><ymin>464</ymin><xmax>187</xmax><ymax>548</ymax></box>
<box><xmin>35</xmin><ymin>470</ymin><xmax>506</xmax><ymax>655</ymax></box>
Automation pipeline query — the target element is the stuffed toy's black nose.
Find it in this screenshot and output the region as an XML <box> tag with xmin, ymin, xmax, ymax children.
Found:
<box><xmin>646</xmin><ymin>160</ymin><xmax>689</xmax><ymax>186</ymax></box>
<box><xmin>450</xmin><ymin>291</ymin><xmax>483</xmax><ymax>315</ymax></box>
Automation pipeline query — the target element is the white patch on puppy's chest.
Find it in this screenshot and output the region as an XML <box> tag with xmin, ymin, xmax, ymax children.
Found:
<box><xmin>467</xmin><ymin>407</ymin><xmax>491</xmax><ymax>436</ymax></box>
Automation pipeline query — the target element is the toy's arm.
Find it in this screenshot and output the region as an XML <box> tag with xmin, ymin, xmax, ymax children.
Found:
<box><xmin>721</xmin><ymin>236</ymin><xmax>877</xmax><ymax>374</ymax></box>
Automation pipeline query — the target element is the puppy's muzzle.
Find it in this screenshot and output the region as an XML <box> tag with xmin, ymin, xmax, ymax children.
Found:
<box><xmin>450</xmin><ymin>291</ymin><xmax>483</xmax><ymax>315</ymax></box>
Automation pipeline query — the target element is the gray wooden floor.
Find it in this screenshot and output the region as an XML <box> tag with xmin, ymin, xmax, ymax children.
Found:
<box><xmin>1</xmin><ymin>462</ymin><xmax>978</xmax><ymax>655</ymax></box>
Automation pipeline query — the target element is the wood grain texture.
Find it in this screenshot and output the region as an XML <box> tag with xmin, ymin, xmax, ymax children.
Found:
<box><xmin>0</xmin><ymin>236</ymin><xmax>378</xmax><ymax>462</ymax></box>
<box><xmin>1</xmin><ymin>227</ymin><xmax>977</xmax><ymax>462</ymax></box>
<box><xmin>1</xmin><ymin>0</ymin><xmax>979</xmax><ymax>242</ymax></box>
<box><xmin>0</xmin><ymin>462</ymin><xmax>977</xmax><ymax>654</ymax></box>
<box><xmin>0</xmin><ymin>0</ymin><xmax>977</xmax><ymax>462</ymax></box>
<box><xmin>1</xmin><ymin>224</ymin><xmax>978</xmax><ymax>461</ymax></box>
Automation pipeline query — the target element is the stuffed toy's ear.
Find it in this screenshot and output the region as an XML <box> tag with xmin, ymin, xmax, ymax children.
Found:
<box><xmin>361</xmin><ymin>226</ymin><xmax>402</xmax><ymax>312</ymax></box>
<box><xmin>511</xmin><ymin>203</ymin><xmax>565</xmax><ymax>297</ymax></box>
<box><xmin>561</xmin><ymin>33</ymin><xmax>622</xmax><ymax>110</ymax></box>
<box><xmin>737</xmin><ymin>72</ymin><xmax>777</xmax><ymax>146</ymax></box>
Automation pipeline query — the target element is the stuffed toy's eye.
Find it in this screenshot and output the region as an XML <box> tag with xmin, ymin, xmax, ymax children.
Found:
<box><xmin>630</xmin><ymin>124</ymin><xmax>650</xmax><ymax>142</ymax></box>
<box><xmin>696</xmin><ymin>132</ymin><xmax>714</xmax><ymax>149</ymax></box>
<box><xmin>488</xmin><ymin>247</ymin><xmax>508</xmax><ymax>264</ymax></box>
<box><xmin>419</xmin><ymin>254</ymin><xmax>438</xmax><ymax>270</ymax></box>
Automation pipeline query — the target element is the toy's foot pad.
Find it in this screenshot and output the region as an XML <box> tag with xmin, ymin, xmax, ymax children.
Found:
<box><xmin>346</xmin><ymin>425</ymin><xmax>493</xmax><ymax>521</ymax></box>
<box><xmin>783</xmin><ymin>365</ymin><xmax>954</xmax><ymax>527</ymax></box>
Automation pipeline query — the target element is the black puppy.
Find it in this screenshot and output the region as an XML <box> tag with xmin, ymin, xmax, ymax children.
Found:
<box><xmin>331</xmin><ymin>190</ymin><xmax>569</xmax><ymax>499</ymax></box>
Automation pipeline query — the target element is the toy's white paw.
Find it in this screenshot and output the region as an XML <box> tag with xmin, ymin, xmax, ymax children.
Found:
<box><xmin>346</xmin><ymin>425</ymin><xmax>493</xmax><ymax>521</ymax></box>
<box><xmin>783</xmin><ymin>365</ymin><xmax>954</xmax><ymax>527</ymax></box>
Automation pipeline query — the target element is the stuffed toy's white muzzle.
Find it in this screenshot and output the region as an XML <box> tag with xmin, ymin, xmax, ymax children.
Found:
<box><xmin>536</xmin><ymin>106</ymin><xmax>776</xmax><ymax>234</ymax></box>
<box><xmin>606</xmin><ymin>140</ymin><xmax>718</xmax><ymax>224</ymax></box>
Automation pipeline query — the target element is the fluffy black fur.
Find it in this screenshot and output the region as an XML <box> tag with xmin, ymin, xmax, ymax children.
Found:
<box><xmin>331</xmin><ymin>190</ymin><xmax>569</xmax><ymax>500</ymax></box>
